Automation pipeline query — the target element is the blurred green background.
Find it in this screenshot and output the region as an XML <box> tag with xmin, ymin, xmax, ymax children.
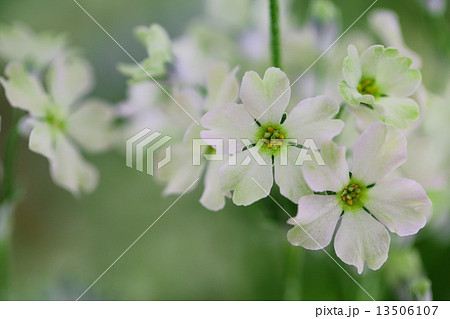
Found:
<box><xmin>0</xmin><ymin>0</ymin><xmax>449</xmax><ymax>300</ymax></box>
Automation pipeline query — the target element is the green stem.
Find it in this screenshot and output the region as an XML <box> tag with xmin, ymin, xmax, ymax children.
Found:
<box><xmin>269</xmin><ymin>0</ymin><xmax>282</xmax><ymax>68</ymax></box>
<box><xmin>282</xmin><ymin>243</ymin><xmax>303</xmax><ymax>300</ymax></box>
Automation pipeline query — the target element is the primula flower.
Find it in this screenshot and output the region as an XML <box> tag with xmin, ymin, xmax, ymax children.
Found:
<box><xmin>157</xmin><ymin>62</ymin><xmax>239</xmax><ymax>211</ymax></box>
<box><xmin>339</xmin><ymin>45</ymin><xmax>422</xmax><ymax>129</ymax></box>
<box><xmin>201</xmin><ymin>67</ymin><xmax>344</xmax><ymax>206</ymax></box>
<box><xmin>0</xmin><ymin>22</ymin><xmax>67</xmax><ymax>70</ymax></box>
<box><xmin>118</xmin><ymin>24</ymin><xmax>173</xmax><ymax>83</ymax></box>
<box><xmin>288</xmin><ymin>123</ymin><xmax>431</xmax><ymax>273</ymax></box>
<box><xmin>1</xmin><ymin>58</ymin><xmax>115</xmax><ymax>195</ymax></box>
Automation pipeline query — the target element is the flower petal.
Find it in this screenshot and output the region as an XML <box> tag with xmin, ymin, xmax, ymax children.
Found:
<box><xmin>46</xmin><ymin>57</ymin><xmax>94</xmax><ymax>109</ymax></box>
<box><xmin>274</xmin><ymin>147</ymin><xmax>313</xmax><ymax>203</ymax></box>
<box><xmin>0</xmin><ymin>62</ymin><xmax>50</xmax><ymax>117</ymax></box>
<box><xmin>375</xmin><ymin>97</ymin><xmax>419</xmax><ymax>129</ymax></box>
<box><xmin>365</xmin><ymin>178</ymin><xmax>431</xmax><ymax>236</ymax></box>
<box><xmin>220</xmin><ymin>150</ymin><xmax>273</xmax><ymax>206</ymax></box>
<box><xmin>200</xmin><ymin>102</ymin><xmax>256</xmax><ymax>154</ymax></box>
<box><xmin>29</xmin><ymin>121</ymin><xmax>56</xmax><ymax>160</ymax></box>
<box><xmin>287</xmin><ymin>195</ymin><xmax>341</xmax><ymax>250</ymax></box>
<box><xmin>240</xmin><ymin>67</ymin><xmax>290</xmax><ymax>124</ymax></box>
<box><xmin>49</xmin><ymin>134</ymin><xmax>99</xmax><ymax>195</ymax></box>
<box><xmin>302</xmin><ymin>141</ymin><xmax>349</xmax><ymax>192</ymax></box>
<box><xmin>67</xmin><ymin>99</ymin><xmax>115</xmax><ymax>153</ymax></box>
<box><xmin>334</xmin><ymin>210</ymin><xmax>390</xmax><ymax>274</ymax></box>
<box><xmin>352</xmin><ymin>123</ymin><xmax>406</xmax><ymax>185</ymax></box>
<box><xmin>376</xmin><ymin>56</ymin><xmax>421</xmax><ymax>97</ymax></box>
<box><xmin>204</xmin><ymin>62</ymin><xmax>239</xmax><ymax>111</ymax></box>
<box><xmin>157</xmin><ymin>144</ymin><xmax>203</xmax><ymax>195</ymax></box>
<box><xmin>283</xmin><ymin>95</ymin><xmax>344</xmax><ymax>145</ymax></box>
<box><xmin>343</xmin><ymin>45</ymin><xmax>362</xmax><ymax>88</ymax></box>
<box><xmin>360</xmin><ymin>45</ymin><xmax>399</xmax><ymax>79</ymax></box>
<box><xmin>200</xmin><ymin>160</ymin><xmax>228</xmax><ymax>211</ymax></box>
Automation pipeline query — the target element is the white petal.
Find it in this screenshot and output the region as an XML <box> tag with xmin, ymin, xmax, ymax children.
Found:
<box><xmin>302</xmin><ymin>141</ymin><xmax>349</xmax><ymax>192</ymax></box>
<box><xmin>200</xmin><ymin>102</ymin><xmax>257</xmax><ymax>154</ymax></box>
<box><xmin>46</xmin><ymin>57</ymin><xmax>94</xmax><ymax>109</ymax></box>
<box><xmin>375</xmin><ymin>97</ymin><xmax>419</xmax><ymax>129</ymax></box>
<box><xmin>287</xmin><ymin>195</ymin><xmax>341</xmax><ymax>250</ymax></box>
<box><xmin>204</xmin><ymin>62</ymin><xmax>239</xmax><ymax>111</ymax></box>
<box><xmin>240</xmin><ymin>67</ymin><xmax>290</xmax><ymax>124</ymax></box>
<box><xmin>157</xmin><ymin>144</ymin><xmax>203</xmax><ymax>195</ymax></box>
<box><xmin>360</xmin><ymin>45</ymin><xmax>399</xmax><ymax>79</ymax></box>
<box><xmin>0</xmin><ymin>62</ymin><xmax>50</xmax><ymax>117</ymax></box>
<box><xmin>200</xmin><ymin>160</ymin><xmax>228</xmax><ymax>211</ymax></box>
<box><xmin>29</xmin><ymin>121</ymin><xmax>56</xmax><ymax>160</ymax></box>
<box><xmin>220</xmin><ymin>150</ymin><xmax>272</xmax><ymax>206</ymax></box>
<box><xmin>283</xmin><ymin>95</ymin><xmax>344</xmax><ymax>145</ymax></box>
<box><xmin>274</xmin><ymin>147</ymin><xmax>312</xmax><ymax>203</ymax></box>
<box><xmin>343</xmin><ymin>45</ymin><xmax>362</xmax><ymax>88</ymax></box>
<box><xmin>376</xmin><ymin>56</ymin><xmax>421</xmax><ymax>97</ymax></box>
<box><xmin>352</xmin><ymin>123</ymin><xmax>406</xmax><ymax>185</ymax></box>
<box><xmin>67</xmin><ymin>99</ymin><xmax>115</xmax><ymax>153</ymax></box>
<box><xmin>365</xmin><ymin>178</ymin><xmax>431</xmax><ymax>236</ymax></box>
<box><xmin>334</xmin><ymin>211</ymin><xmax>390</xmax><ymax>274</ymax></box>
<box><xmin>49</xmin><ymin>135</ymin><xmax>99</xmax><ymax>195</ymax></box>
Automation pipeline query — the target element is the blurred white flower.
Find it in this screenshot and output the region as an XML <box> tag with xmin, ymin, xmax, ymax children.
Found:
<box><xmin>419</xmin><ymin>0</ymin><xmax>447</xmax><ymax>15</ymax></box>
<box><xmin>157</xmin><ymin>62</ymin><xmax>239</xmax><ymax>211</ymax></box>
<box><xmin>288</xmin><ymin>123</ymin><xmax>431</xmax><ymax>273</ymax></box>
<box><xmin>201</xmin><ymin>67</ymin><xmax>344</xmax><ymax>206</ymax></box>
<box><xmin>368</xmin><ymin>9</ymin><xmax>422</xmax><ymax>68</ymax></box>
<box><xmin>340</xmin><ymin>45</ymin><xmax>422</xmax><ymax>129</ymax></box>
<box><xmin>0</xmin><ymin>22</ymin><xmax>67</xmax><ymax>71</ymax></box>
<box><xmin>118</xmin><ymin>24</ymin><xmax>173</xmax><ymax>83</ymax></box>
<box><xmin>0</xmin><ymin>58</ymin><xmax>115</xmax><ymax>195</ymax></box>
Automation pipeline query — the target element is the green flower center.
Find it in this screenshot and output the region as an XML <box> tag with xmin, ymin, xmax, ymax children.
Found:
<box><xmin>337</xmin><ymin>179</ymin><xmax>367</xmax><ymax>210</ymax></box>
<box><xmin>45</xmin><ymin>109</ymin><xmax>66</xmax><ymax>132</ymax></box>
<box><xmin>255</xmin><ymin>122</ymin><xmax>288</xmax><ymax>155</ymax></box>
<box><xmin>357</xmin><ymin>78</ymin><xmax>379</xmax><ymax>96</ymax></box>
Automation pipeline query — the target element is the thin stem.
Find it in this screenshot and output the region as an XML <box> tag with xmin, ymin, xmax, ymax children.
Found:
<box><xmin>282</xmin><ymin>243</ymin><xmax>303</xmax><ymax>300</ymax></box>
<box><xmin>269</xmin><ymin>0</ymin><xmax>282</xmax><ymax>68</ymax></box>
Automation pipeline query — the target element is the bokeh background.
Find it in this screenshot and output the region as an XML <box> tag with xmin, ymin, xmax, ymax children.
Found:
<box><xmin>0</xmin><ymin>0</ymin><xmax>449</xmax><ymax>300</ymax></box>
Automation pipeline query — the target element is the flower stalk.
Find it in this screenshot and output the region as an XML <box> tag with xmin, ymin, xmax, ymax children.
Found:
<box><xmin>269</xmin><ymin>0</ymin><xmax>282</xmax><ymax>68</ymax></box>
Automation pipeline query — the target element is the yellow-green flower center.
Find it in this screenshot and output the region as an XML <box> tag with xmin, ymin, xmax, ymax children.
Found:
<box><xmin>45</xmin><ymin>110</ymin><xmax>66</xmax><ymax>131</ymax></box>
<box><xmin>255</xmin><ymin>122</ymin><xmax>288</xmax><ymax>155</ymax></box>
<box><xmin>357</xmin><ymin>78</ymin><xmax>378</xmax><ymax>96</ymax></box>
<box><xmin>337</xmin><ymin>179</ymin><xmax>367</xmax><ymax>210</ymax></box>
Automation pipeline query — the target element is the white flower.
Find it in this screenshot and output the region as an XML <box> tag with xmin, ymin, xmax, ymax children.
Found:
<box><xmin>201</xmin><ymin>67</ymin><xmax>344</xmax><ymax>206</ymax></box>
<box><xmin>288</xmin><ymin>123</ymin><xmax>432</xmax><ymax>273</ymax></box>
<box><xmin>339</xmin><ymin>45</ymin><xmax>422</xmax><ymax>129</ymax></box>
<box><xmin>157</xmin><ymin>62</ymin><xmax>239</xmax><ymax>211</ymax></box>
<box><xmin>368</xmin><ymin>10</ymin><xmax>422</xmax><ymax>69</ymax></box>
<box><xmin>0</xmin><ymin>58</ymin><xmax>115</xmax><ymax>195</ymax></box>
<box><xmin>118</xmin><ymin>24</ymin><xmax>173</xmax><ymax>83</ymax></box>
<box><xmin>0</xmin><ymin>22</ymin><xmax>67</xmax><ymax>70</ymax></box>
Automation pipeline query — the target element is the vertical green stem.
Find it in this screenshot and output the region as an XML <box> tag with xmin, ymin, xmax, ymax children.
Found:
<box><xmin>282</xmin><ymin>243</ymin><xmax>303</xmax><ymax>300</ymax></box>
<box><xmin>269</xmin><ymin>0</ymin><xmax>282</xmax><ymax>68</ymax></box>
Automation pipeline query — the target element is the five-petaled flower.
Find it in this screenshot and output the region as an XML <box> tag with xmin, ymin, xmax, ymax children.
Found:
<box><xmin>288</xmin><ymin>123</ymin><xmax>432</xmax><ymax>273</ymax></box>
<box><xmin>1</xmin><ymin>58</ymin><xmax>115</xmax><ymax>195</ymax></box>
<box><xmin>339</xmin><ymin>45</ymin><xmax>422</xmax><ymax>129</ymax></box>
<box><xmin>201</xmin><ymin>67</ymin><xmax>344</xmax><ymax>206</ymax></box>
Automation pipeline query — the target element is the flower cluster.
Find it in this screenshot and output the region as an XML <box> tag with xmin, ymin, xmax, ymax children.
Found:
<box><xmin>1</xmin><ymin>0</ymin><xmax>445</xmax><ymax>277</ymax></box>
